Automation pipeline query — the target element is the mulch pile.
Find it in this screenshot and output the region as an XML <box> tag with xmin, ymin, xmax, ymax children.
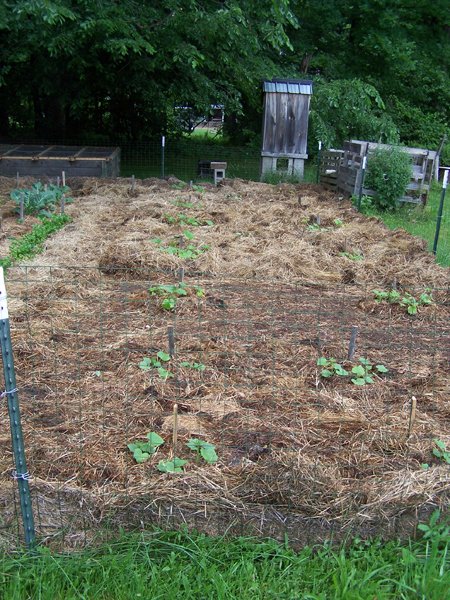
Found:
<box><xmin>0</xmin><ymin>176</ymin><xmax>448</xmax><ymax>548</ymax></box>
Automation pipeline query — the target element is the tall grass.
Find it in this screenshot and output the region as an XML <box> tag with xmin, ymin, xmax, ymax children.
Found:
<box><xmin>0</xmin><ymin>527</ymin><xmax>448</xmax><ymax>599</ymax></box>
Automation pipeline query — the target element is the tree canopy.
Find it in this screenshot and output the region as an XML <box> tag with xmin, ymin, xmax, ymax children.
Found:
<box><xmin>0</xmin><ymin>0</ymin><xmax>448</xmax><ymax>158</ymax></box>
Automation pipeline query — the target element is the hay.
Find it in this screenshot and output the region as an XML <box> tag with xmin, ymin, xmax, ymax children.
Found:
<box><xmin>0</xmin><ymin>176</ymin><xmax>448</xmax><ymax>547</ymax></box>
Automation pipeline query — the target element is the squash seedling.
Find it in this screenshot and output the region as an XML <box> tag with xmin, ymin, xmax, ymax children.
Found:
<box><xmin>187</xmin><ymin>438</ymin><xmax>218</xmax><ymax>464</ymax></box>
<box><xmin>157</xmin><ymin>457</ymin><xmax>188</xmax><ymax>473</ymax></box>
<box><xmin>139</xmin><ymin>351</ymin><xmax>173</xmax><ymax>380</ymax></box>
<box><xmin>128</xmin><ymin>432</ymin><xmax>164</xmax><ymax>463</ymax></box>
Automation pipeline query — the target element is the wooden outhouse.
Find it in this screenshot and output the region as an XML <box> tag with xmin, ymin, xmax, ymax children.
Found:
<box><xmin>261</xmin><ymin>79</ymin><xmax>313</xmax><ymax>179</ymax></box>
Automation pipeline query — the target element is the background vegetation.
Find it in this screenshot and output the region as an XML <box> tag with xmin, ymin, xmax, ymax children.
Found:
<box><xmin>0</xmin><ymin>1</ymin><xmax>448</xmax><ymax>161</ymax></box>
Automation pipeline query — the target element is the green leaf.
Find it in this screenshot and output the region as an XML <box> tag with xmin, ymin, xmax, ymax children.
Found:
<box><xmin>183</xmin><ymin>230</ymin><xmax>195</xmax><ymax>240</ymax></box>
<box><xmin>351</xmin><ymin>378</ymin><xmax>366</xmax><ymax>386</ymax></box>
<box><xmin>127</xmin><ymin>443</ymin><xmax>138</xmax><ymax>452</ymax></box>
<box><xmin>157</xmin><ymin>351</ymin><xmax>171</xmax><ymax>362</ymax></box>
<box><xmin>161</xmin><ymin>297</ymin><xmax>176</xmax><ymax>311</ymax></box>
<box><xmin>157</xmin><ymin>457</ymin><xmax>187</xmax><ymax>473</ymax></box>
<box><xmin>351</xmin><ymin>365</ymin><xmax>365</xmax><ymax>377</ymax></box>
<box><xmin>317</xmin><ymin>357</ymin><xmax>328</xmax><ymax>366</ymax></box>
<box><xmin>364</xmin><ymin>375</ymin><xmax>374</xmax><ymax>384</ymax></box>
<box><xmin>420</xmin><ymin>463</ymin><xmax>429</xmax><ymax>470</ymax></box>
<box><xmin>321</xmin><ymin>369</ymin><xmax>333</xmax><ymax>378</ymax></box>
<box><xmin>200</xmin><ymin>446</ymin><xmax>218</xmax><ymax>464</ymax></box>
<box><xmin>146</xmin><ymin>432</ymin><xmax>164</xmax><ymax>447</ymax></box>
<box><xmin>407</xmin><ymin>304</ymin><xmax>417</xmax><ymax>315</ymax></box>
<box><xmin>358</xmin><ymin>357</ymin><xmax>371</xmax><ymax>366</ymax></box>
<box><xmin>375</xmin><ymin>364</ymin><xmax>389</xmax><ymax>373</ymax></box>
<box><xmin>157</xmin><ymin>367</ymin><xmax>174</xmax><ymax>380</ymax></box>
<box><xmin>133</xmin><ymin>448</ymin><xmax>151</xmax><ymax>463</ymax></box>
<box><xmin>334</xmin><ymin>366</ymin><xmax>349</xmax><ymax>376</ymax></box>
<box><xmin>433</xmin><ymin>439</ymin><xmax>446</xmax><ymax>451</ymax></box>
<box><xmin>139</xmin><ymin>357</ymin><xmax>152</xmax><ymax>371</ymax></box>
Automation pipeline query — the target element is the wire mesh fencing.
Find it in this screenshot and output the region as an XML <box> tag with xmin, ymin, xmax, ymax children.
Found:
<box><xmin>0</xmin><ymin>265</ymin><xmax>449</xmax><ymax>550</ymax></box>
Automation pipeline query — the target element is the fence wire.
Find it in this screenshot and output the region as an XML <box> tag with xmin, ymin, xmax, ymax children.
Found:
<box><xmin>0</xmin><ymin>265</ymin><xmax>449</xmax><ymax>550</ymax></box>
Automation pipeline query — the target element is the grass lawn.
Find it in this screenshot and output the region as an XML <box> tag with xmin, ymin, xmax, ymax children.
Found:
<box><xmin>0</xmin><ymin>524</ymin><xmax>448</xmax><ymax>599</ymax></box>
<box><xmin>362</xmin><ymin>184</ymin><xmax>450</xmax><ymax>268</ymax></box>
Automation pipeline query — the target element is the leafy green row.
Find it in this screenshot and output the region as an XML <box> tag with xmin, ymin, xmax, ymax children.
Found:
<box><xmin>0</xmin><ymin>214</ymin><xmax>71</xmax><ymax>269</ymax></box>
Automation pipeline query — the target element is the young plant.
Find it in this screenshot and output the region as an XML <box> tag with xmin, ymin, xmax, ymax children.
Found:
<box><xmin>11</xmin><ymin>183</ymin><xmax>72</xmax><ymax>217</ymax></box>
<box><xmin>351</xmin><ymin>357</ymin><xmax>388</xmax><ymax>386</ymax></box>
<box><xmin>432</xmin><ymin>439</ymin><xmax>450</xmax><ymax>464</ymax></box>
<box><xmin>128</xmin><ymin>432</ymin><xmax>164</xmax><ymax>463</ymax></box>
<box><xmin>151</xmin><ymin>237</ymin><xmax>209</xmax><ymax>260</ymax></box>
<box><xmin>180</xmin><ymin>361</ymin><xmax>206</xmax><ymax>371</ymax></box>
<box><xmin>317</xmin><ymin>357</ymin><xmax>348</xmax><ymax>378</ymax></box>
<box><xmin>157</xmin><ymin>457</ymin><xmax>188</xmax><ymax>473</ymax></box>
<box><xmin>187</xmin><ymin>438</ymin><xmax>218</xmax><ymax>464</ymax></box>
<box><xmin>339</xmin><ymin>251</ymin><xmax>364</xmax><ymax>261</ymax></box>
<box><xmin>164</xmin><ymin>213</ymin><xmax>213</xmax><ymax>227</ymax></box>
<box><xmin>373</xmin><ymin>289</ymin><xmax>433</xmax><ymax>315</ymax></box>
<box><xmin>139</xmin><ymin>351</ymin><xmax>173</xmax><ymax>380</ymax></box>
<box><xmin>149</xmin><ymin>282</ymin><xmax>188</xmax><ymax>311</ymax></box>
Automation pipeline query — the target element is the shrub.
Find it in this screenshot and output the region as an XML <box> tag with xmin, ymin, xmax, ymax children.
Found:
<box><xmin>365</xmin><ymin>147</ymin><xmax>412</xmax><ymax>210</ymax></box>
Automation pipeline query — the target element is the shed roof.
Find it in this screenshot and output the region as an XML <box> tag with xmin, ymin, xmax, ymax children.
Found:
<box><xmin>263</xmin><ymin>79</ymin><xmax>313</xmax><ymax>95</ymax></box>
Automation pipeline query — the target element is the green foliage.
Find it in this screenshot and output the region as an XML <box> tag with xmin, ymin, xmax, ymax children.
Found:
<box><xmin>318</xmin><ymin>356</ymin><xmax>388</xmax><ymax>386</ymax></box>
<box><xmin>10</xmin><ymin>183</ymin><xmax>71</xmax><ymax>218</ymax></box>
<box><xmin>151</xmin><ymin>237</ymin><xmax>209</xmax><ymax>260</ymax></box>
<box><xmin>128</xmin><ymin>432</ymin><xmax>165</xmax><ymax>463</ymax></box>
<box><xmin>432</xmin><ymin>439</ymin><xmax>450</xmax><ymax>465</ymax></box>
<box><xmin>157</xmin><ymin>457</ymin><xmax>187</xmax><ymax>473</ymax></box>
<box><xmin>0</xmin><ymin>215</ymin><xmax>71</xmax><ymax>269</ymax></box>
<box><xmin>365</xmin><ymin>147</ymin><xmax>412</xmax><ymax>211</ymax></box>
<box><xmin>417</xmin><ymin>509</ymin><xmax>449</xmax><ymax>545</ymax></box>
<box><xmin>373</xmin><ymin>289</ymin><xmax>433</xmax><ymax>315</ymax></box>
<box><xmin>339</xmin><ymin>251</ymin><xmax>364</xmax><ymax>261</ymax></box>
<box><xmin>139</xmin><ymin>351</ymin><xmax>173</xmax><ymax>380</ymax></box>
<box><xmin>164</xmin><ymin>213</ymin><xmax>214</xmax><ymax>227</ymax></box>
<box><xmin>180</xmin><ymin>361</ymin><xmax>206</xmax><ymax>372</ymax></box>
<box><xmin>149</xmin><ymin>283</ymin><xmax>204</xmax><ymax>311</ymax></box>
<box><xmin>186</xmin><ymin>438</ymin><xmax>218</xmax><ymax>464</ymax></box>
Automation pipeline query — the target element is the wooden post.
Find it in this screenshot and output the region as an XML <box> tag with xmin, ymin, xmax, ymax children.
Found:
<box><xmin>62</xmin><ymin>171</ymin><xmax>66</xmax><ymax>187</ymax></box>
<box><xmin>178</xmin><ymin>267</ymin><xmax>184</xmax><ymax>283</ymax></box>
<box><xmin>16</xmin><ymin>172</ymin><xmax>19</xmax><ymax>188</ymax></box>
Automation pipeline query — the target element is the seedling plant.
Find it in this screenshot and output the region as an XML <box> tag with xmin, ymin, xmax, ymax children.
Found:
<box><xmin>128</xmin><ymin>432</ymin><xmax>164</xmax><ymax>463</ymax></box>
<box><xmin>317</xmin><ymin>356</ymin><xmax>388</xmax><ymax>385</ymax></box>
<box><xmin>151</xmin><ymin>236</ymin><xmax>209</xmax><ymax>260</ymax></box>
<box><xmin>339</xmin><ymin>251</ymin><xmax>364</xmax><ymax>261</ymax></box>
<box><xmin>148</xmin><ymin>282</ymin><xmax>205</xmax><ymax>311</ymax></box>
<box><xmin>164</xmin><ymin>213</ymin><xmax>213</xmax><ymax>227</ymax></box>
<box><xmin>180</xmin><ymin>361</ymin><xmax>206</xmax><ymax>371</ymax></box>
<box><xmin>187</xmin><ymin>438</ymin><xmax>218</xmax><ymax>464</ymax></box>
<box><xmin>139</xmin><ymin>351</ymin><xmax>173</xmax><ymax>380</ymax></box>
<box><xmin>157</xmin><ymin>457</ymin><xmax>187</xmax><ymax>473</ymax></box>
<box><xmin>432</xmin><ymin>439</ymin><xmax>450</xmax><ymax>464</ymax></box>
<box><xmin>373</xmin><ymin>289</ymin><xmax>433</xmax><ymax>315</ymax></box>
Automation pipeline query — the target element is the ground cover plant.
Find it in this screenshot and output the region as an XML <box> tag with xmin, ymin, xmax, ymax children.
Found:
<box><xmin>0</xmin><ymin>175</ymin><xmax>448</xmax><ymax>550</ymax></box>
<box><xmin>0</xmin><ymin>521</ymin><xmax>448</xmax><ymax>600</ymax></box>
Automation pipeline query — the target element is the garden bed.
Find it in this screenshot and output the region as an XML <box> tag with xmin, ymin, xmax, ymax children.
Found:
<box><xmin>0</xmin><ymin>176</ymin><xmax>448</xmax><ymax>548</ymax></box>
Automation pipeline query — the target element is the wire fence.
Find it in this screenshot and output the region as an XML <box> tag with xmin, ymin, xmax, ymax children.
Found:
<box><xmin>1</xmin><ymin>265</ymin><xmax>449</xmax><ymax>550</ymax></box>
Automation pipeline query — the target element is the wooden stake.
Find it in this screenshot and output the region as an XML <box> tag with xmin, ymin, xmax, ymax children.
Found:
<box><xmin>19</xmin><ymin>195</ymin><xmax>24</xmax><ymax>222</ymax></box>
<box><xmin>347</xmin><ymin>325</ymin><xmax>358</xmax><ymax>361</ymax></box>
<box><xmin>62</xmin><ymin>171</ymin><xmax>66</xmax><ymax>187</ymax></box>
<box><xmin>60</xmin><ymin>195</ymin><xmax>65</xmax><ymax>215</ymax></box>
<box><xmin>407</xmin><ymin>396</ymin><xmax>417</xmax><ymax>439</ymax></box>
<box><xmin>57</xmin><ymin>176</ymin><xmax>60</xmax><ymax>187</ymax></box>
<box><xmin>178</xmin><ymin>267</ymin><xmax>184</xmax><ymax>283</ymax></box>
<box><xmin>172</xmin><ymin>404</ymin><xmax>178</xmax><ymax>457</ymax></box>
<box><xmin>16</xmin><ymin>172</ymin><xmax>19</xmax><ymax>188</ymax></box>
<box><xmin>131</xmin><ymin>174</ymin><xmax>135</xmax><ymax>192</ymax></box>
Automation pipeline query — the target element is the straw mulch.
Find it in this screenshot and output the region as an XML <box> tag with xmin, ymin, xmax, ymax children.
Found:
<box><xmin>0</xmin><ymin>176</ymin><xmax>448</xmax><ymax>548</ymax></box>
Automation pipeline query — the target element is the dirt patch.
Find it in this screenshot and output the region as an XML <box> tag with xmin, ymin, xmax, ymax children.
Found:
<box><xmin>0</xmin><ymin>176</ymin><xmax>448</xmax><ymax>548</ymax></box>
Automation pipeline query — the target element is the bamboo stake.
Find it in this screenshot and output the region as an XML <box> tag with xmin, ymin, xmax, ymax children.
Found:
<box><xmin>407</xmin><ymin>396</ymin><xmax>417</xmax><ymax>439</ymax></box>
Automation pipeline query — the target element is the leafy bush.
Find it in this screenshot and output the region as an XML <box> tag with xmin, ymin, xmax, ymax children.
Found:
<box><xmin>365</xmin><ymin>147</ymin><xmax>412</xmax><ymax>210</ymax></box>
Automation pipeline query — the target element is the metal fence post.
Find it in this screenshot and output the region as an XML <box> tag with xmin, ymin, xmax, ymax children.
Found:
<box><xmin>357</xmin><ymin>155</ymin><xmax>368</xmax><ymax>211</ymax></box>
<box><xmin>316</xmin><ymin>140</ymin><xmax>322</xmax><ymax>184</ymax></box>
<box><xmin>432</xmin><ymin>169</ymin><xmax>448</xmax><ymax>256</ymax></box>
<box><xmin>0</xmin><ymin>267</ymin><xmax>36</xmax><ymax>548</ymax></box>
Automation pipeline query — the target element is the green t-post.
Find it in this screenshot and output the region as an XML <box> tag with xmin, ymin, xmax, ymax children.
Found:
<box><xmin>432</xmin><ymin>169</ymin><xmax>448</xmax><ymax>255</ymax></box>
<box><xmin>0</xmin><ymin>267</ymin><xmax>36</xmax><ymax>548</ymax></box>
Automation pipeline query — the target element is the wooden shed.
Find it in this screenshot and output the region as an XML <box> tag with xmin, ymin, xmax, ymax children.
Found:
<box><xmin>261</xmin><ymin>79</ymin><xmax>313</xmax><ymax>179</ymax></box>
<box><xmin>0</xmin><ymin>144</ymin><xmax>120</xmax><ymax>178</ymax></box>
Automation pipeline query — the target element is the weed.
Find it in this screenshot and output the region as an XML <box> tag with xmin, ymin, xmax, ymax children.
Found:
<box><xmin>128</xmin><ymin>432</ymin><xmax>164</xmax><ymax>463</ymax></box>
<box><xmin>186</xmin><ymin>438</ymin><xmax>218</xmax><ymax>464</ymax></box>
<box><xmin>139</xmin><ymin>351</ymin><xmax>173</xmax><ymax>380</ymax></box>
